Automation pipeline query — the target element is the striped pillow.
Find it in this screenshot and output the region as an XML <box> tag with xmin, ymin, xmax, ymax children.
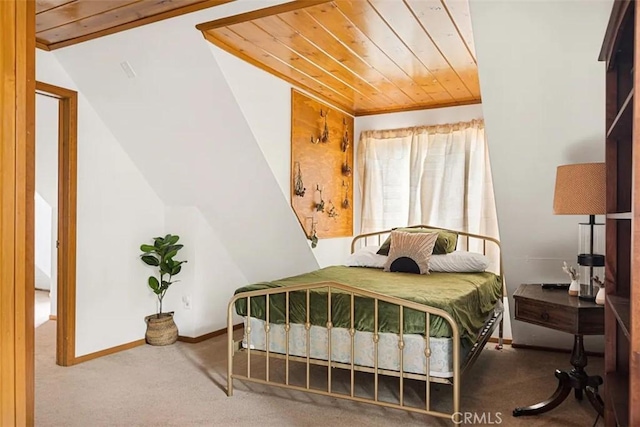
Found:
<box><xmin>383</xmin><ymin>231</ymin><xmax>438</xmax><ymax>275</ymax></box>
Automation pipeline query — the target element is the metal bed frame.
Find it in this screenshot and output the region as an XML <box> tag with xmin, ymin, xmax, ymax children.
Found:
<box><xmin>226</xmin><ymin>226</ymin><xmax>506</xmax><ymax>421</ymax></box>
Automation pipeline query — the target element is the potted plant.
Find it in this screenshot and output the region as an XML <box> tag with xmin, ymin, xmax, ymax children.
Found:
<box><xmin>140</xmin><ymin>234</ymin><xmax>187</xmax><ymax>346</ymax></box>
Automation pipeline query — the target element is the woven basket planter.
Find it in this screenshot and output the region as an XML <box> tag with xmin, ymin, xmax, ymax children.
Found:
<box><xmin>145</xmin><ymin>312</ymin><xmax>178</xmax><ymax>346</ymax></box>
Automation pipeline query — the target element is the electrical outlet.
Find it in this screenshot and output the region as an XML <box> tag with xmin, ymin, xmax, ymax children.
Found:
<box><xmin>182</xmin><ymin>295</ymin><xmax>192</xmax><ymax>310</ymax></box>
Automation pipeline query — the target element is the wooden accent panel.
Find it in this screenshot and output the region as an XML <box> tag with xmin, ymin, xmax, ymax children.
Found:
<box><xmin>198</xmin><ymin>0</ymin><xmax>482</xmax><ymax>116</ymax></box>
<box><xmin>291</xmin><ymin>90</ymin><xmax>353</xmax><ymax>240</ymax></box>
<box><xmin>36</xmin><ymin>0</ymin><xmax>234</xmax><ymax>50</ymax></box>
<box><xmin>178</xmin><ymin>323</ymin><xmax>243</xmax><ymax>343</ymax></box>
<box><xmin>404</xmin><ymin>0</ymin><xmax>480</xmax><ymax>97</ymax></box>
<box><xmin>205</xmin><ymin>27</ymin><xmax>357</xmax><ymax>113</ymax></box>
<box><xmin>251</xmin><ymin>16</ymin><xmax>386</xmax><ymax>105</ymax></box>
<box><xmin>275</xmin><ymin>9</ymin><xmax>421</xmax><ymax>110</ymax></box>
<box><xmin>442</xmin><ymin>0</ymin><xmax>476</xmax><ymax>61</ymax></box>
<box><xmin>0</xmin><ymin>0</ymin><xmax>36</xmax><ymax>424</ymax></box>
<box><xmin>360</xmin><ymin>0</ymin><xmax>473</xmax><ymax>102</ymax></box>
<box><xmin>305</xmin><ymin>2</ymin><xmax>441</xmax><ymax>105</ymax></box>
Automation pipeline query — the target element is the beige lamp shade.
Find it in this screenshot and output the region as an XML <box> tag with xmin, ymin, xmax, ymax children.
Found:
<box><xmin>553</xmin><ymin>162</ymin><xmax>606</xmax><ymax>215</ymax></box>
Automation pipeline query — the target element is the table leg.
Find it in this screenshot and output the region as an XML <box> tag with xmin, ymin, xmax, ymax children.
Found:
<box><xmin>513</xmin><ymin>334</ymin><xmax>604</xmax><ymax>417</ymax></box>
<box><xmin>513</xmin><ymin>370</ymin><xmax>571</xmax><ymax>416</ymax></box>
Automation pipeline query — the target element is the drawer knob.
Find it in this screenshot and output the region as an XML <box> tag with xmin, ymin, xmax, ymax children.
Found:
<box><xmin>541</xmin><ymin>312</ymin><xmax>550</xmax><ymax>321</ymax></box>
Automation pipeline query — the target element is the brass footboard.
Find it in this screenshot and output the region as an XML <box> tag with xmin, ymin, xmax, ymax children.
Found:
<box><xmin>227</xmin><ymin>281</ymin><xmax>462</xmax><ymax>419</ymax></box>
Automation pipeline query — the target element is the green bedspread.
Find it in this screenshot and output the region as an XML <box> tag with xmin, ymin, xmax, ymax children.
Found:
<box><xmin>234</xmin><ymin>266</ymin><xmax>502</xmax><ymax>341</ymax></box>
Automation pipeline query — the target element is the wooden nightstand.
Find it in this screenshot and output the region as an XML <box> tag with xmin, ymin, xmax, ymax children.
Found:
<box><xmin>512</xmin><ymin>284</ymin><xmax>604</xmax><ymax>418</ymax></box>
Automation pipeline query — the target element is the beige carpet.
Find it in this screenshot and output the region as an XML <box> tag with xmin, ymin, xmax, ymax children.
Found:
<box><xmin>36</xmin><ymin>321</ymin><xmax>604</xmax><ymax>426</ymax></box>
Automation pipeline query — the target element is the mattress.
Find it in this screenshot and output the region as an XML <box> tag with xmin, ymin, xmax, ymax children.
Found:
<box><xmin>242</xmin><ymin>317</ymin><xmax>472</xmax><ymax>379</ymax></box>
<box><xmin>234</xmin><ymin>266</ymin><xmax>502</xmax><ymax>341</ymax></box>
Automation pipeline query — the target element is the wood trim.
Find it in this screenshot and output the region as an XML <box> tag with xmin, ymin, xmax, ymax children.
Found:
<box><xmin>355</xmin><ymin>98</ymin><xmax>482</xmax><ymax>117</ymax></box>
<box><xmin>195</xmin><ymin>0</ymin><xmax>332</xmax><ymax>31</ymax></box>
<box><xmin>35</xmin><ymin>39</ymin><xmax>50</xmax><ymax>51</ymax></box>
<box><xmin>511</xmin><ymin>343</ymin><xmax>604</xmax><ymax>358</ymax></box>
<box><xmin>35</xmin><ymin>81</ymin><xmax>78</xmax><ymax>368</ymax></box>
<box><xmin>49</xmin><ymin>315</ymin><xmax>57</xmax><ymax>321</ymax></box>
<box><xmin>1</xmin><ymin>1</ymin><xmax>36</xmax><ymax>424</ymax></box>
<box><xmin>36</xmin><ymin>81</ymin><xmax>76</xmax><ymax>98</ymax></box>
<box><xmin>202</xmin><ymin>32</ymin><xmax>355</xmax><ymax>115</ymax></box>
<box><xmin>178</xmin><ymin>323</ymin><xmax>243</xmax><ymax>343</ymax></box>
<box><xmin>72</xmin><ymin>339</ymin><xmax>146</xmax><ymax>365</ymax></box>
<box><xmin>43</xmin><ymin>0</ymin><xmax>234</xmax><ymax>51</ymax></box>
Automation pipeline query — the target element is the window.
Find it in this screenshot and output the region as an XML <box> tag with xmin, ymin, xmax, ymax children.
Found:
<box><xmin>358</xmin><ymin>119</ymin><xmax>499</xmax><ymax>255</ymax></box>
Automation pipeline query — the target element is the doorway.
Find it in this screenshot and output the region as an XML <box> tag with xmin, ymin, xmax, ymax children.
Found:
<box><xmin>35</xmin><ymin>93</ymin><xmax>57</xmax><ymax>328</ymax></box>
<box><xmin>35</xmin><ymin>81</ymin><xmax>78</xmax><ymax>367</ymax></box>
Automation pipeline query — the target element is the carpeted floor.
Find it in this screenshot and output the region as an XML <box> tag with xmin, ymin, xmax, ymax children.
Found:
<box><xmin>35</xmin><ymin>321</ymin><xmax>604</xmax><ymax>426</ymax></box>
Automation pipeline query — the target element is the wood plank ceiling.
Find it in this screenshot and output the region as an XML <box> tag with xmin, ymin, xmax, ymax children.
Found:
<box><xmin>197</xmin><ymin>0</ymin><xmax>481</xmax><ymax>116</ymax></box>
<box><xmin>36</xmin><ymin>0</ymin><xmax>233</xmax><ymax>51</ymax></box>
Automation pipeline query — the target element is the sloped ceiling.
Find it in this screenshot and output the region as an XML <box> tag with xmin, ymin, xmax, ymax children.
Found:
<box><xmin>51</xmin><ymin>2</ymin><xmax>319</xmax><ymax>283</ymax></box>
<box><xmin>197</xmin><ymin>0</ymin><xmax>481</xmax><ymax>116</ymax></box>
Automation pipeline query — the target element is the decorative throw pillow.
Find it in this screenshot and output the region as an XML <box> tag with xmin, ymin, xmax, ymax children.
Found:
<box><xmin>383</xmin><ymin>231</ymin><xmax>438</xmax><ymax>274</ymax></box>
<box><xmin>377</xmin><ymin>227</ymin><xmax>458</xmax><ymax>256</ymax></box>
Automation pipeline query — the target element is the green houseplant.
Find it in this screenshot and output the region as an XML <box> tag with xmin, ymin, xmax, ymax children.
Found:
<box><xmin>140</xmin><ymin>234</ymin><xmax>187</xmax><ymax>345</ymax></box>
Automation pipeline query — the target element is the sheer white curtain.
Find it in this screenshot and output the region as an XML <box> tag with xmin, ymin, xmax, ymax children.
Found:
<box><xmin>358</xmin><ymin>119</ymin><xmax>499</xmax><ymax>255</ymax></box>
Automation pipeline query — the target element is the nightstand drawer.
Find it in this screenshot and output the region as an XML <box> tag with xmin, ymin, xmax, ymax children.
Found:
<box><xmin>514</xmin><ymin>298</ymin><xmax>574</xmax><ymax>333</ymax></box>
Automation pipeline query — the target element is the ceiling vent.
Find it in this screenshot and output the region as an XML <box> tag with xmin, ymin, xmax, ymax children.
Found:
<box><xmin>120</xmin><ymin>61</ymin><xmax>136</xmax><ymax>79</ymax></box>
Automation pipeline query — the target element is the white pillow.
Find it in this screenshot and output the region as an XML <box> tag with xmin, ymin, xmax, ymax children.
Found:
<box><xmin>345</xmin><ymin>246</ymin><xmax>386</xmax><ymax>269</ymax></box>
<box><xmin>346</xmin><ymin>247</ymin><xmax>490</xmax><ymax>272</ymax></box>
<box><xmin>429</xmin><ymin>251</ymin><xmax>490</xmax><ymax>273</ymax></box>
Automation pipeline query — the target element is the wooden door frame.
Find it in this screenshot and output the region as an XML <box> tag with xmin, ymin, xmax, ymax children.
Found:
<box><xmin>35</xmin><ymin>81</ymin><xmax>78</xmax><ymax>367</ymax></box>
<box><xmin>1</xmin><ymin>0</ymin><xmax>35</xmax><ymax>424</ymax></box>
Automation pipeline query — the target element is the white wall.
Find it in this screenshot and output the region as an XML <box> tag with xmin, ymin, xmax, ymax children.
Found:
<box><xmin>44</xmin><ymin>1</ymin><xmax>318</xmax><ymax>343</ymax></box>
<box><xmin>470</xmin><ymin>0</ymin><xmax>611</xmax><ymax>350</ymax></box>
<box><xmin>164</xmin><ymin>207</ymin><xmax>247</xmax><ymax>337</ymax></box>
<box><xmin>35</xmin><ymin>92</ymin><xmax>59</xmax><ymax>313</ymax></box>
<box><xmin>212</xmin><ymin>45</ymin><xmax>357</xmax><ymax>267</ymax></box>
<box><xmin>37</xmin><ymin>50</ymin><xmax>166</xmax><ymax>356</ymax></box>
<box><xmin>34</xmin><ymin>193</ymin><xmax>53</xmax><ymax>290</ymax></box>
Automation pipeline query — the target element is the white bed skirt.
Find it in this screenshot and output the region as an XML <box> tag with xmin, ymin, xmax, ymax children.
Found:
<box><xmin>242</xmin><ymin>317</ymin><xmax>458</xmax><ymax>378</ymax></box>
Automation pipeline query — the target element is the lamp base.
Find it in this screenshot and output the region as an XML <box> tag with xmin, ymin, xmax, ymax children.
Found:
<box><xmin>578</xmin><ymin>295</ymin><xmax>596</xmax><ymax>302</ymax></box>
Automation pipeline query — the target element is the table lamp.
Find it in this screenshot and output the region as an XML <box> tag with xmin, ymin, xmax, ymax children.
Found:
<box><xmin>553</xmin><ymin>162</ymin><xmax>606</xmax><ymax>301</ymax></box>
